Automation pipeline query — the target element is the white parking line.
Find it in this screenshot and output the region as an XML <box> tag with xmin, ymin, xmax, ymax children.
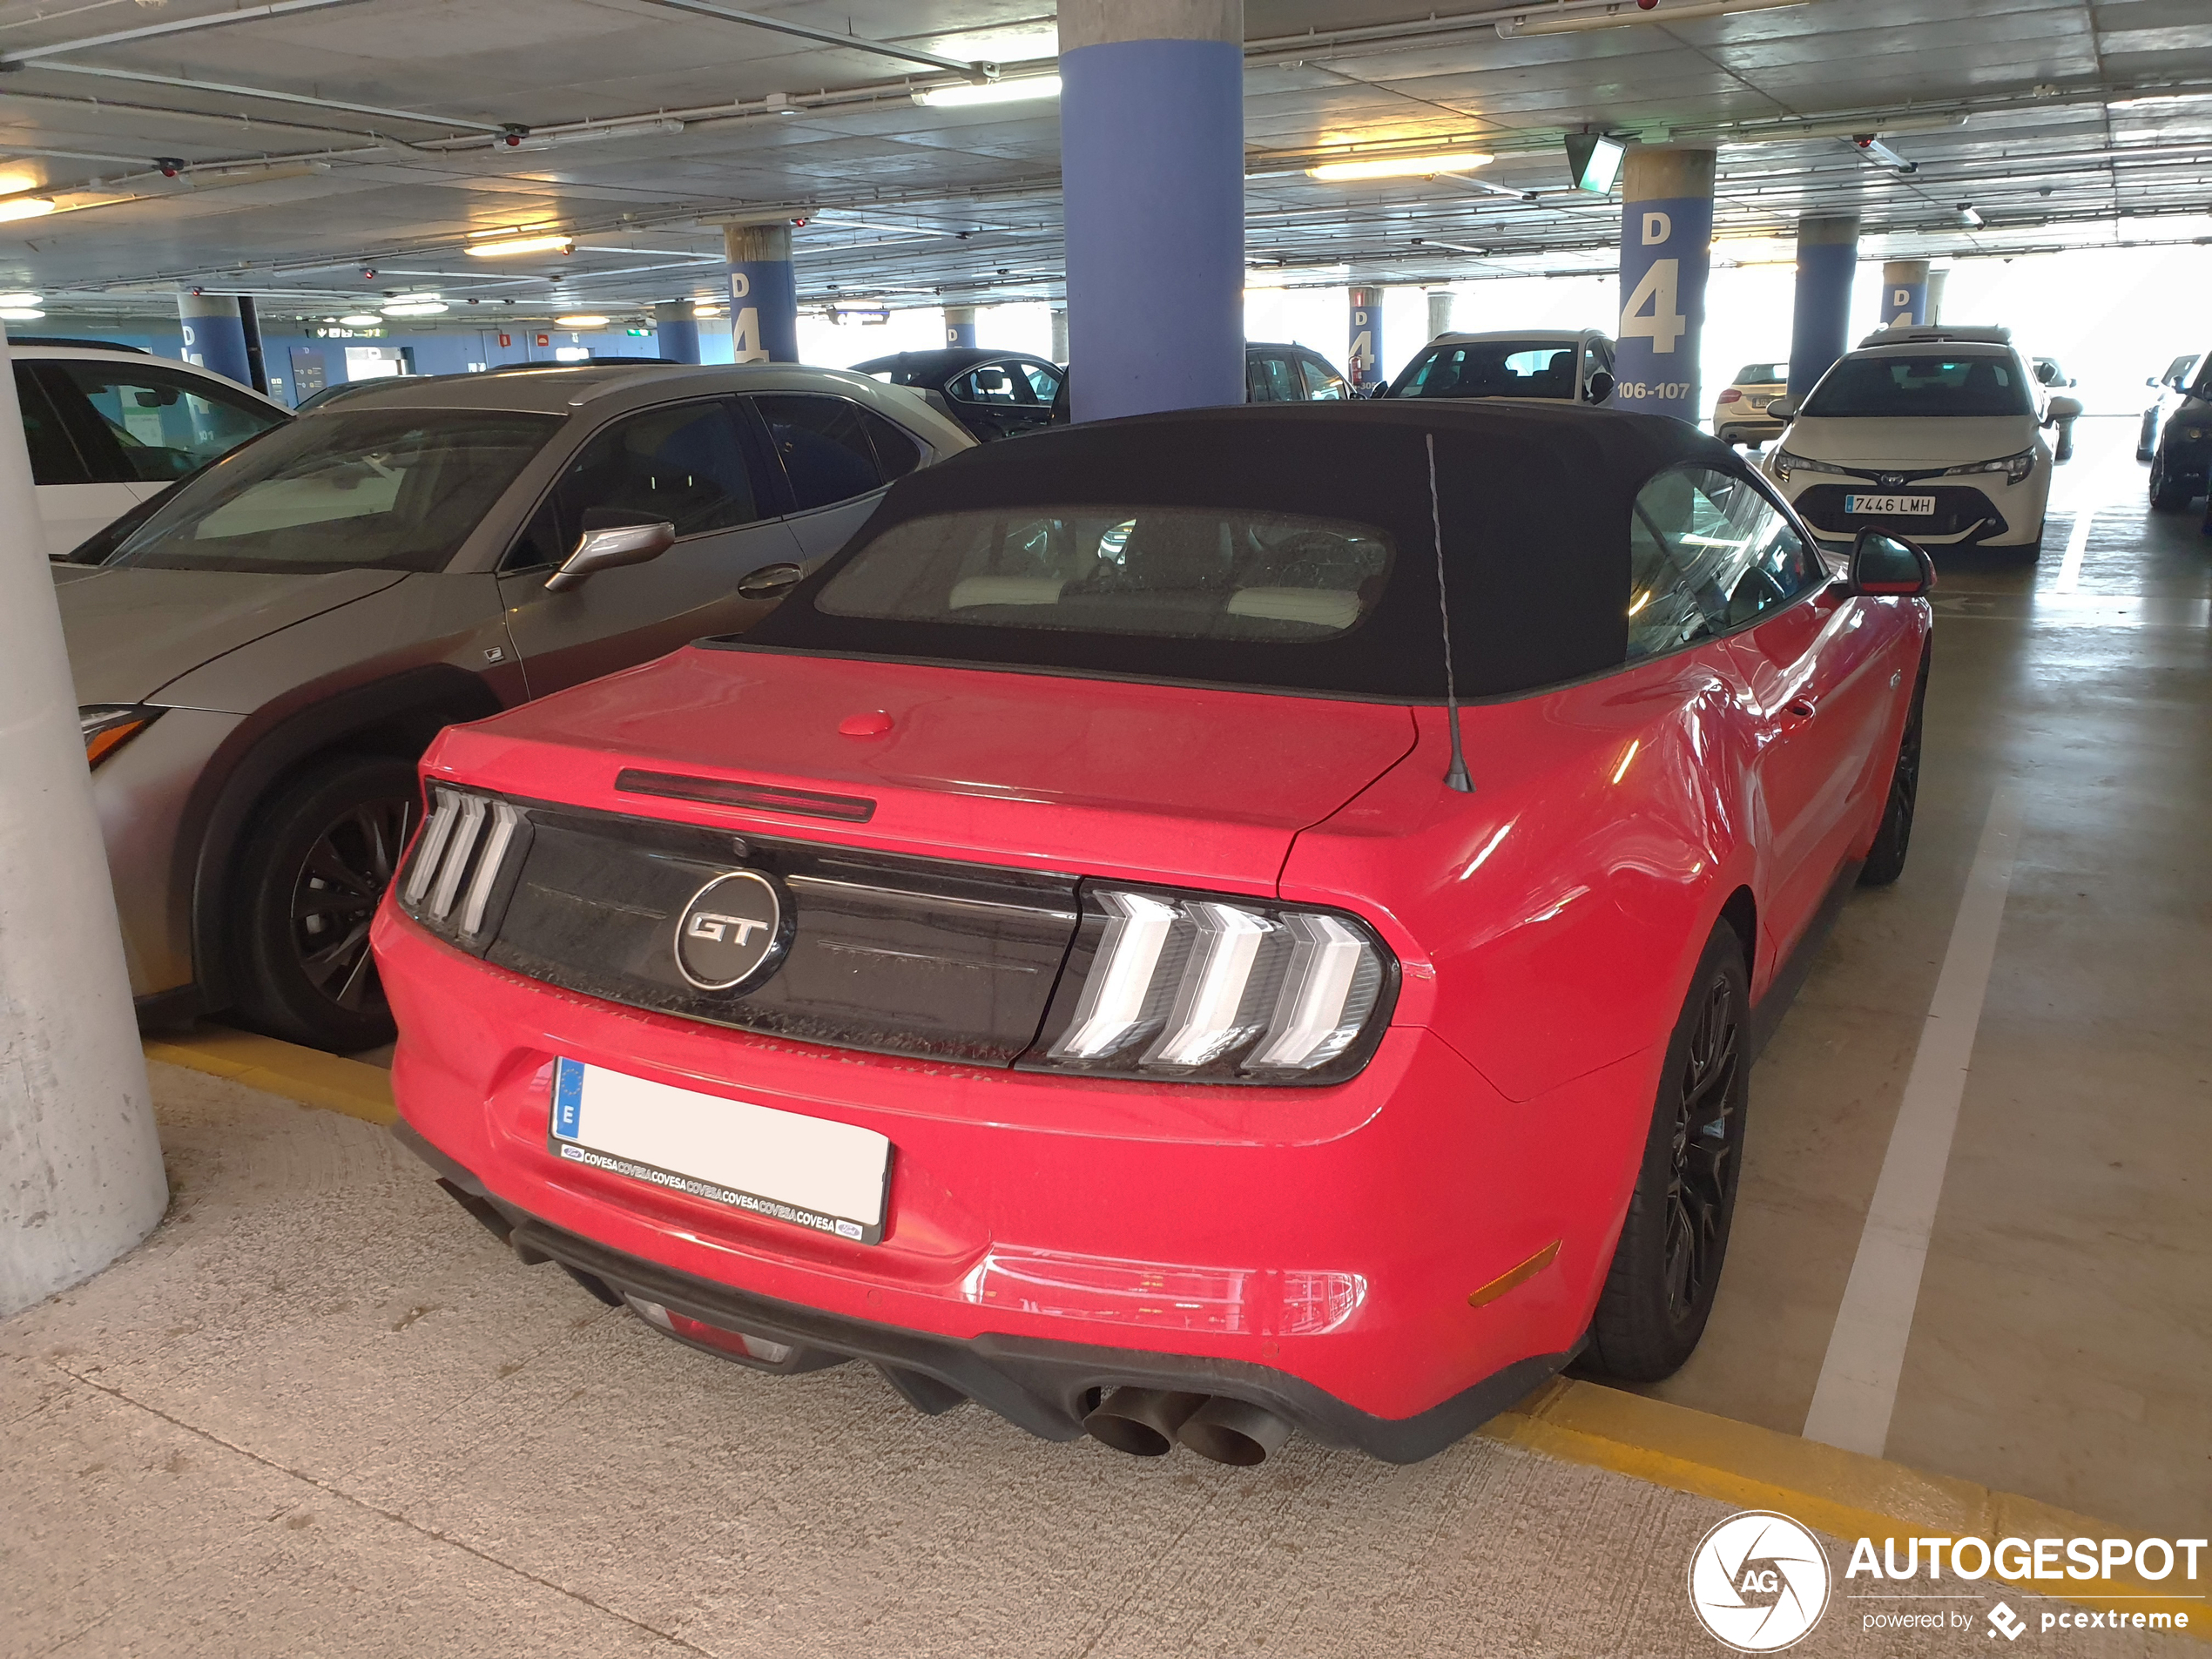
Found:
<box><xmin>1801</xmin><ymin>790</ymin><xmax>2023</xmax><ymax>1457</ymax></box>
<box><xmin>2053</xmin><ymin>507</ymin><xmax>2095</xmax><ymax>594</ymax></box>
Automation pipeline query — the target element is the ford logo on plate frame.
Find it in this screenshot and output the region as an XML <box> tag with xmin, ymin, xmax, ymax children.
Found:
<box><xmin>673</xmin><ymin>869</ymin><xmax>792</xmax><ymax>993</ymax></box>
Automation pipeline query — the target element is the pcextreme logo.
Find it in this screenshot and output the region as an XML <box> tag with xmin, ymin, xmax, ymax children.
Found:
<box><xmin>1689</xmin><ymin>1511</ymin><xmax>1832</xmax><ymax>1651</ymax></box>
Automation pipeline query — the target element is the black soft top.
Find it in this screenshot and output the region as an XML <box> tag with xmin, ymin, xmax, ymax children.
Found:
<box><xmin>741</xmin><ymin>401</ymin><xmax>1744</xmax><ymax>702</ymax></box>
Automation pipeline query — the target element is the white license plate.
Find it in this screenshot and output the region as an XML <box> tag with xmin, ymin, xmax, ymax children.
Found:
<box><xmin>1749</xmin><ymin>395</ymin><xmax>1772</xmax><ymax>409</ymax></box>
<box><xmin>1844</xmin><ymin>493</ymin><xmax>1936</xmax><ymax>516</ymax></box>
<box><xmin>550</xmin><ymin>1058</ymin><xmax>891</xmax><ymax>1244</ymax></box>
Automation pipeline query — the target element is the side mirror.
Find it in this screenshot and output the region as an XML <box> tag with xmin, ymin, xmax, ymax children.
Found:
<box><xmin>1584</xmin><ymin>369</ymin><xmax>1615</xmax><ymax>404</ymax></box>
<box><xmin>544</xmin><ymin>512</ymin><xmax>676</xmax><ymax>592</ymax></box>
<box><xmin>1364</xmin><ymin>380</ymin><xmax>1391</xmax><ymax>399</ymax></box>
<box><xmin>1767</xmin><ymin>395</ymin><xmax>1799</xmax><ymax>422</ymax></box>
<box><xmin>735</xmin><ymin>561</ymin><xmax>803</xmax><ymax>599</ymax></box>
<box><xmin>2045</xmin><ymin>395</ymin><xmax>2083</xmax><ymax>425</ymax></box>
<box><xmin>1849</xmin><ymin>529</ymin><xmax>1934</xmax><ymax>597</ymax></box>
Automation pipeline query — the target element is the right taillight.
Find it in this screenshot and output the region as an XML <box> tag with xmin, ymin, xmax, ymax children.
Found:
<box><xmin>1020</xmin><ymin>884</ymin><xmax>1396</xmax><ymax>1086</ymax></box>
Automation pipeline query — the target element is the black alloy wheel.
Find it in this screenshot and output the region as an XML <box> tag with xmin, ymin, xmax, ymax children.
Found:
<box><xmin>2148</xmin><ymin>451</ymin><xmax>2191</xmax><ymax>512</ymax></box>
<box><xmin>233</xmin><ymin>755</ymin><xmax>420</xmax><ymax>1052</ymax></box>
<box><xmin>1860</xmin><ymin>658</ymin><xmax>1926</xmax><ymax>887</ymax></box>
<box><xmin>1582</xmin><ymin>921</ymin><xmax>1750</xmax><ymax>1383</ymax></box>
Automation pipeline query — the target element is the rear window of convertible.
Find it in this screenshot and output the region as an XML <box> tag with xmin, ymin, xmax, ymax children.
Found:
<box><xmin>813</xmin><ymin>506</ymin><xmax>1393</xmax><ymax>642</ymax></box>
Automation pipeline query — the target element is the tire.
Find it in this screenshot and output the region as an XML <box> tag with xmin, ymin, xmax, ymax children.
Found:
<box><xmin>1582</xmin><ymin>921</ymin><xmax>1750</xmax><ymax>1383</ymax></box>
<box><xmin>232</xmin><ymin>755</ymin><xmax>420</xmax><ymax>1052</ymax></box>
<box><xmin>2149</xmin><ymin>452</ymin><xmax>2191</xmax><ymax>512</ymax></box>
<box><xmin>1859</xmin><ymin>652</ymin><xmax>1926</xmax><ymax>887</ymax></box>
<box><xmin>2136</xmin><ymin>411</ymin><xmax>2157</xmax><ymax>462</ymax></box>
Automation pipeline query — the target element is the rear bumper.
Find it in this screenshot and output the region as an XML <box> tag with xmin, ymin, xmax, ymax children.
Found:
<box><xmin>375</xmin><ymin>904</ymin><xmax>1648</xmax><ymax>1456</ymax></box>
<box><xmin>398</xmin><ymin>1117</ymin><xmax>1572</xmax><ymax>1461</ymax></box>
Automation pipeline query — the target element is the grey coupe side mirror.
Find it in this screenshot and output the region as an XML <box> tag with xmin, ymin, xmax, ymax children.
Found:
<box><xmin>545</xmin><ymin>516</ymin><xmax>676</xmax><ymax>592</ymax></box>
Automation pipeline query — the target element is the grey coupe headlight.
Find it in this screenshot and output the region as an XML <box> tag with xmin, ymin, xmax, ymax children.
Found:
<box><xmin>1943</xmin><ymin>448</ymin><xmax>2036</xmax><ymax>485</ymax></box>
<box><xmin>79</xmin><ymin>705</ymin><xmax>161</xmax><ymax>770</ymax></box>
<box><xmin>1021</xmin><ymin>885</ymin><xmax>1396</xmax><ymax>1085</ymax></box>
<box><xmin>1771</xmin><ymin>448</ymin><xmax>1847</xmax><ymax>482</ymax></box>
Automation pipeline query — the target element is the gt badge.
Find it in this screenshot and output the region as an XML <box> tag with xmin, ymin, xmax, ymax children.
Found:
<box><xmin>674</xmin><ymin>869</ymin><xmax>790</xmax><ymax>992</ymax></box>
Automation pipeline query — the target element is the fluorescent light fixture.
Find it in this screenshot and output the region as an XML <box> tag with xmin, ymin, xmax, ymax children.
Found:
<box><xmin>911</xmin><ymin>73</ymin><xmax>1061</xmax><ymax>108</ymax></box>
<box><xmin>1413</xmin><ymin>239</ymin><xmax>1487</xmax><ymax>256</ymax></box>
<box><xmin>1565</xmin><ymin>132</ymin><xmax>1625</xmax><ymax>194</ymax></box>
<box><xmin>1498</xmin><ymin>0</ymin><xmax>1807</xmax><ymax>35</ymax></box>
<box><xmin>339</xmin><ymin>314</ymin><xmax>383</xmax><ymax>327</ymax></box>
<box><xmin>0</xmin><ymin>197</ymin><xmax>57</xmax><ymax>222</ymax></box>
<box><xmin>382</xmin><ymin>300</ymin><xmax>448</xmax><ymax>317</ymax></box>
<box><xmin>0</xmin><ymin>291</ymin><xmax>40</xmax><ymax>306</ymax></box>
<box><xmin>0</xmin><ymin>172</ymin><xmax>38</xmax><ymax>196</ymax></box>
<box><xmin>466</xmin><ymin>233</ymin><xmax>574</xmax><ymax>258</ymax></box>
<box><xmin>1310</xmin><ymin>150</ymin><xmax>1495</xmax><ymax>182</ymax></box>
<box><xmin>1955</xmin><ymin>203</ymin><xmax>1985</xmax><ymax>229</ymax></box>
<box><xmin>555</xmin><ymin>314</ymin><xmax>610</xmax><ymax>327</ymax></box>
<box><xmin>512</xmin><ymin>118</ymin><xmax>685</xmax><ymax>151</ymax></box>
<box><xmin>1854</xmin><ymin>136</ymin><xmax>1916</xmax><ymax>172</ymax></box>
<box><xmin>0</xmin><ymin>307</ymin><xmax>44</xmax><ymax>320</ymax></box>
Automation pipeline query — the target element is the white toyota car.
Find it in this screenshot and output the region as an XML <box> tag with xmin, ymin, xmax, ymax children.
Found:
<box><xmin>1763</xmin><ymin>326</ymin><xmax>2080</xmax><ymax>558</ymax></box>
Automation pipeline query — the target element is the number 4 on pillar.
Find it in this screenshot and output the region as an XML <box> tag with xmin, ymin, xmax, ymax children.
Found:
<box><xmin>1621</xmin><ymin>211</ymin><xmax>1689</xmax><ymax>354</ymax></box>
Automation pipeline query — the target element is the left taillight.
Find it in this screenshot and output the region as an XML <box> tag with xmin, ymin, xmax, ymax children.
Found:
<box><xmin>396</xmin><ymin>785</ymin><xmax>528</xmax><ymax>948</ymax></box>
<box><xmin>1020</xmin><ymin>884</ymin><xmax>1396</xmax><ymax>1086</ymax></box>
<box><xmin>79</xmin><ymin>705</ymin><xmax>160</xmax><ymax>770</ymax></box>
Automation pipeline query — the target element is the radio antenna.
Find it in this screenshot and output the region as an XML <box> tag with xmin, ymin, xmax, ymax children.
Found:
<box><xmin>1427</xmin><ymin>432</ymin><xmax>1474</xmax><ymax>793</ymax></box>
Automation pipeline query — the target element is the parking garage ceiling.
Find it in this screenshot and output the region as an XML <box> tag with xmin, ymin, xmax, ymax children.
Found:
<box><xmin>1</xmin><ymin>0</ymin><xmax>2208</xmax><ymax>328</ymax></box>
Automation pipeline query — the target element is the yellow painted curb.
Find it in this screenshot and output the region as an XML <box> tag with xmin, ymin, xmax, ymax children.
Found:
<box><xmin>144</xmin><ymin>1028</ymin><xmax>395</xmax><ymax>1127</ymax></box>
<box><xmin>1483</xmin><ymin>1379</ymin><xmax>2207</xmax><ymax>1637</ymax></box>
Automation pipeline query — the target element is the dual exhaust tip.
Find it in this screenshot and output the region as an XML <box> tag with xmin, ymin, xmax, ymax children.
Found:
<box><xmin>1082</xmin><ymin>1387</ymin><xmax>1292</xmax><ymax>1467</ymax></box>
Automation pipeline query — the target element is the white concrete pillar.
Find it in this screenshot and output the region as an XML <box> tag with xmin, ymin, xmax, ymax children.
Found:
<box><xmin>1049</xmin><ymin>307</ymin><xmax>1069</xmax><ymax>363</ymax></box>
<box><xmin>0</xmin><ymin>325</ymin><xmax>167</xmax><ymax>1317</ymax></box>
<box><xmin>1426</xmin><ymin>289</ymin><xmax>1455</xmax><ymax>339</ymax></box>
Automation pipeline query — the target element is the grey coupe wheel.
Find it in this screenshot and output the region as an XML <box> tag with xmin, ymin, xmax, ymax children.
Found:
<box><xmin>1582</xmin><ymin>921</ymin><xmax>1749</xmax><ymax>1383</ymax></box>
<box><xmin>233</xmin><ymin>756</ymin><xmax>418</xmax><ymax>1052</ymax></box>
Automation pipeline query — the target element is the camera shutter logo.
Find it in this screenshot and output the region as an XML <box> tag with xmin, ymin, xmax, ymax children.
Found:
<box><xmin>674</xmin><ymin>870</ymin><xmax>788</xmax><ymax>991</ymax></box>
<box><xmin>1688</xmin><ymin>1511</ymin><xmax>1831</xmax><ymax>1652</ymax></box>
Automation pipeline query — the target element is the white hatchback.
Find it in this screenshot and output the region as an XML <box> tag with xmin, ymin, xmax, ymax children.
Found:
<box><xmin>1763</xmin><ymin>327</ymin><xmax>2080</xmax><ymax>557</ymax></box>
<box><xmin>13</xmin><ymin>341</ymin><xmax>291</xmax><ymax>559</ymax></box>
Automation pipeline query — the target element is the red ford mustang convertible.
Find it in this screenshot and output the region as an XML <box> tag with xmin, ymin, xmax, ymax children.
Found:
<box><xmin>374</xmin><ymin>402</ymin><xmax>1932</xmax><ymax>1466</ymax></box>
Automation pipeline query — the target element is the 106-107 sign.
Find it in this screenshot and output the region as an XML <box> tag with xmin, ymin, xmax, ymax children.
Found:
<box><xmin>1613</xmin><ymin>381</ymin><xmax>1694</xmax><ymax>401</ymax></box>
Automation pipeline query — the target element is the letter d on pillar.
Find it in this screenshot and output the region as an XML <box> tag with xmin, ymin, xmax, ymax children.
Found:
<box><xmin>1615</xmin><ymin>148</ymin><xmax>1715</xmax><ymax>424</ymax></box>
<box><xmin>1882</xmin><ymin>260</ymin><xmax>1930</xmax><ymax>327</ymax></box>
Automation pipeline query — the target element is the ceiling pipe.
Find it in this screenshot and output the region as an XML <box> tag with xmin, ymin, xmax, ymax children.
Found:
<box><xmin>637</xmin><ymin>0</ymin><xmax>1000</xmax><ymax>81</ymax></box>
<box><xmin>0</xmin><ymin>0</ymin><xmax>374</xmax><ymax>65</ymax></box>
<box><xmin>22</xmin><ymin>60</ymin><xmax>508</xmax><ymax>132</ymax></box>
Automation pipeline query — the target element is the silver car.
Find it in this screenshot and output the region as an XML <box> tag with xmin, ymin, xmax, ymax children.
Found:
<box><xmin>64</xmin><ymin>361</ymin><xmax>974</xmax><ymax>1050</ymax></box>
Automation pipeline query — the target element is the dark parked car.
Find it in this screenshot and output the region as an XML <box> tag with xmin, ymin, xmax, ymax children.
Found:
<box><xmin>2147</xmin><ymin>350</ymin><xmax>2210</xmax><ymax>513</ymax></box>
<box><xmin>853</xmin><ymin>348</ymin><xmax>1065</xmax><ymax>442</ymax></box>
<box><xmin>1046</xmin><ymin>341</ymin><xmax>1353</xmax><ymax>424</ymax></box>
<box><xmin>2140</xmin><ymin>352</ymin><xmax>2202</xmax><ymax>462</ymax></box>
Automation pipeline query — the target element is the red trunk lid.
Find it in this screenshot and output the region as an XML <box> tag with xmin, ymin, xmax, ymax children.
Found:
<box><xmin>431</xmin><ymin>647</ymin><xmax>1419</xmax><ymax>889</ymax></box>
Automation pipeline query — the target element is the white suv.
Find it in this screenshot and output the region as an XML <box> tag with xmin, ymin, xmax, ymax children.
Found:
<box><xmin>1762</xmin><ymin>327</ymin><xmax>2080</xmax><ymax>558</ymax></box>
<box><xmin>13</xmin><ymin>339</ymin><xmax>290</xmax><ymax>559</ymax></box>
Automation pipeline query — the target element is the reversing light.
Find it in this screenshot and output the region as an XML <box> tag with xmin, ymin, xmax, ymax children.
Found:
<box><xmin>1032</xmin><ymin>886</ymin><xmax>1393</xmax><ymax>1083</ymax></box>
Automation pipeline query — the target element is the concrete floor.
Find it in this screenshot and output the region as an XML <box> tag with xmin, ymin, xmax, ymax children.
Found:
<box><xmin>4</xmin><ymin>1061</ymin><xmax>2191</xmax><ymax>1659</ymax></box>
<box><xmin>1643</xmin><ymin>417</ymin><xmax>2212</xmax><ymax>1536</ymax></box>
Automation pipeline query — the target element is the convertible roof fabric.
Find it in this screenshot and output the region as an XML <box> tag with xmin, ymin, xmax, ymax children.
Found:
<box><xmin>742</xmin><ymin>401</ymin><xmax>1740</xmax><ymax>701</ymax></box>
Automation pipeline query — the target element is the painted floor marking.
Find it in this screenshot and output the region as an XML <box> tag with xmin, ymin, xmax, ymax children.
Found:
<box><xmin>2053</xmin><ymin>505</ymin><xmax>2095</xmax><ymax>593</ymax></box>
<box><xmin>1801</xmin><ymin>789</ymin><xmax>2023</xmax><ymax>1457</ymax></box>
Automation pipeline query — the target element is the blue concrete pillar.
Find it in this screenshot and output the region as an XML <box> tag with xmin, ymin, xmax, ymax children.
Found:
<box><xmin>1614</xmin><ymin>147</ymin><xmax>1715</xmax><ymax>424</ymax></box>
<box><xmin>943</xmin><ymin>305</ymin><xmax>979</xmax><ymax>349</ymax></box>
<box><xmin>1881</xmin><ymin>260</ymin><xmax>1929</xmax><ymax>328</ymax></box>
<box><xmin>177</xmin><ymin>292</ymin><xmax>252</xmax><ymax>385</ymax></box>
<box><xmin>653</xmin><ymin>301</ymin><xmax>703</xmax><ymax>364</ymax></box>
<box><xmin>724</xmin><ymin>221</ymin><xmax>798</xmax><ymax>363</ymax></box>
<box><xmin>1786</xmin><ymin>212</ymin><xmax>1858</xmax><ymax>401</ymax></box>
<box><xmin>1347</xmin><ymin>286</ymin><xmax>1382</xmax><ymax>390</ymax></box>
<box><xmin>1059</xmin><ymin>0</ymin><xmax>1244</xmax><ymax>421</ymax></box>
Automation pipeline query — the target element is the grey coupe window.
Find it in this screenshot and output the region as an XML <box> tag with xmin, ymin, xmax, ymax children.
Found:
<box><xmin>753</xmin><ymin>393</ymin><xmax>885</xmax><ymax>510</ymax></box>
<box><xmin>556</xmin><ymin>400</ymin><xmax>760</xmax><ymax>536</ymax></box>
<box><xmin>1802</xmin><ymin>354</ymin><xmax>2031</xmax><ymax>418</ymax></box>
<box><xmin>816</xmin><ymin>506</ymin><xmax>1393</xmax><ymax>642</ymax></box>
<box><xmin>1628</xmin><ymin>466</ymin><xmax>1823</xmax><ymax>659</ymax></box>
<box><xmin>110</xmin><ymin>408</ymin><xmax>560</xmax><ymax>574</ymax></box>
<box><xmin>1394</xmin><ymin>341</ymin><xmax>1577</xmax><ymax>399</ymax></box>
